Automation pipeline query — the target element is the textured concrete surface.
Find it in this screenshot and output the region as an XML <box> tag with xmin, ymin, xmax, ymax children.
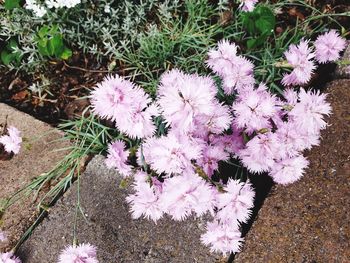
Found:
<box><xmin>0</xmin><ymin>103</ymin><xmax>69</xmax><ymax>252</ymax></box>
<box><xmin>18</xmin><ymin>155</ymin><xmax>224</xmax><ymax>263</ymax></box>
<box><xmin>335</xmin><ymin>41</ymin><xmax>350</xmax><ymax>79</ymax></box>
<box><xmin>235</xmin><ymin>80</ymin><xmax>350</xmax><ymax>262</ymax></box>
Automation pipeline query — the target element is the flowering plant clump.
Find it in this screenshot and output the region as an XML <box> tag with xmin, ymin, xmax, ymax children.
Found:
<box><xmin>0</xmin><ymin>126</ymin><xmax>22</xmax><ymax>155</ymax></box>
<box><xmin>281</xmin><ymin>32</ymin><xmax>346</xmax><ymax>86</ymax></box>
<box><xmin>89</xmin><ymin>30</ymin><xmax>344</xmax><ymax>254</ymax></box>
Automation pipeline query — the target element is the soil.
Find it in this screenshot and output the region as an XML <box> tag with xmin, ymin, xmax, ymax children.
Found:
<box><xmin>0</xmin><ymin>54</ymin><xmax>108</xmax><ymax>125</ymax></box>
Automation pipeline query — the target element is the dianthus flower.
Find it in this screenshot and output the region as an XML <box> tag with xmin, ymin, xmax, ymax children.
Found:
<box><xmin>274</xmin><ymin>121</ymin><xmax>306</xmax><ymax>159</ymax></box>
<box><xmin>232</xmin><ymin>84</ymin><xmax>277</xmax><ymax>134</ymax></box>
<box><xmin>58</xmin><ymin>243</ymin><xmax>98</xmax><ymax>263</ymax></box>
<box><xmin>239</xmin><ymin>132</ymin><xmax>279</xmax><ymax>173</ymax></box>
<box><xmin>314</xmin><ymin>30</ymin><xmax>346</xmax><ymax>63</ymax></box>
<box><xmin>207</xmin><ymin>40</ymin><xmax>255</xmax><ymax>94</ymax></box>
<box><xmin>282</xmin><ymin>88</ymin><xmax>299</xmax><ymax>108</ymax></box>
<box><xmin>159</xmin><ymin>173</ymin><xmax>217</xmax><ymax>220</ymax></box>
<box><xmin>0</xmin><ymin>126</ymin><xmax>22</xmax><ymax>154</ymax></box>
<box><xmin>197</xmin><ymin>144</ymin><xmax>229</xmax><ymax>177</ymax></box>
<box><xmin>270</xmin><ymin>155</ymin><xmax>309</xmax><ymax>185</ymax></box>
<box><xmin>209</xmin><ymin>131</ymin><xmax>244</xmax><ymax>156</ymax></box>
<box><xmin>126</xmin><ymin>171</ymin><xmax>164</xmax><ymax>222</ymax></box>
<box><xmin>158</xmin><ymin>70</ymin><xmax>217</xmax><ymax>133</ymax></box>
<box><xmin>216</xmin><ymin>180</ymin><xmax>255</xmax><ymax>224</ymax></box>
<box><xmin>116</xmin><ymin>102</ymin><xmax>158</xmax><ymax>139</ymax></box>
<box><xmin>0</xmin><ymin>252</ymin><xmax>22</xmax><ymax>263</ymax></box>
<box><xmin>105</xmin><ymin>140</ymin><xmax>132</xmax><ymax>177</ymax></box>
<box><xmin>282</xmin><ymin>40</ymin><xmax>316</xmax><ymax>86</ymax></box>
<box><xmin>191</xmin><ymin>102</ymin><xmax>232</xmax><ymax>138</ymax></box>
<box><xmin>288</xmin><ymin>88</ymin><xmax>331</xmax><ymax>134</ymax></box>
<box><xmin>201</xmin><ymin>220</ymin><xmax>243</xmax><ymax>254</ymax></box>
<box><xmin>90</xmin><ymin>75</ymin><xmax>156</xmax><ymax>139</ymax></box>
<box><xmin>142</xmin><ymin>133</ymin><xmax>203</xmax><ymax>175</ymax></box>
<box><xmin>239</xmin><ymin>0</ymin><xmax>258</xmax><ymax>12</ymax></box>
<box><xmin>90</xmin><ymin>75</ymin><xmax>140</xmax><ymax>121</ymax></box>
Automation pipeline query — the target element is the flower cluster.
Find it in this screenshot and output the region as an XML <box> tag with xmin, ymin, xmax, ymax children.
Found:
<box><xmin>90</xmin><ymin>31</ymin><xmax>343</xmax><ymax>254</ymax></box>
<box><xmin>25</xmin><ymin>0</ymin><xmax>47</xmax><ymax>17</ymax></box>
<box><xmin>237</xmin><ymin>87</ymin><xmax>331</xmax><ymax>184</ymax></box>
<box><xmin>91</xmin><ymin>69</ymin><xmax>254</xmax><ymax>254</ymax></box>
<box><xmin>58</xmin><ymin>243</ymin><xmax>99</xmax><ymax>263</ymax></box>
<box><xmin>25</xmin><ymin>0</ymin><xmax>81</xmax><ymax>17</ymax></box>
<box><xmin>0</xmin><ymin>126</ymin><xmax>22</xmax><ymax>155</ymax></box>
<box><xmin>282</xmin><ymin>31</ymin><xmax>346</xmax><ymax>86</ymax></box>
<box><xmin>207</xmin><ymin>40</ymin><xmax>255</xmax><ymax>94</ymax></box>
<box><xmin>90</xmin><ymin>75</ymin><xmax>157</xmax><ymax>139</ymax></box>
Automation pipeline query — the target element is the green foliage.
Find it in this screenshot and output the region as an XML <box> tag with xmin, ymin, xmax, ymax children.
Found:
<box><xmin>1</xmin><ymin>39</ymin><xmax>22</xmax><ymax>65</ymax></box>
<box><xmin>118</xmin><ymin>0</ymin><xmax>223</xmax><ymax>95</ymax></box>
<box><xmin>36</xmin><ymin>25</ymin><xmax>72</xmax><ymax>60</ymax></box>
<box><xmin>4</xmin><ymin>0</ymin><xmax>21</xmax><ymax>10</ymax></box>
<box><xmin>0</xmin><ymin>0</ymin><xmax>181</xmax><ymax>72</ymax></box>
<box><xmin>241</xmin><ymin>5</ymin><xmax>276</xmax><ymax>49</ymax></box>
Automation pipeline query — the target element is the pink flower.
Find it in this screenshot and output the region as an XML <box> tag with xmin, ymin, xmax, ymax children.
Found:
<box><xmin>197</xmin><ymin>144</ymin><xmax>229</xmax><ymax>177</ymax></box>
<box><xmin>283</xmin><ymin>88</ymin><xmax>299</xmax><ymax>108</ymax></box>
<box><xmin>157</xmin><ymin>69</ymin><xmax>187</xmax><ymax>96</ymax></box>
<box><xmin>289</xmin><ymin>88</ymin><xmax>331</xmax><ymax>134</ymax></box>
<box><xmin>90</xmin><ymin>75</ymin><xmax>156</xmax><ymax>139</ymax></box>
<box><xmin>159</xmin><ymin>173</ymin><xmax>217</xmax><ymax>220</ymax></box>
<box><xmin>142</xmin><ymin>133</ymin><xmax>203</xmax><ymax>175</ymax></box>
<box><xmin>158</xmin><ymin>70</ymin><xmax>217</xmax><ymax>133</ymax></box>
<box><xmin>221</xmin><ymin>57</ymin><xmax>255</xmax><ymax>94</ymax></box>
<box><xmin>239</xmin><ymin>0</ymin><xmax>258</xmax><ymax>12</ymax></box>
<box><xmin>0</xmin><ymin>252</ymin><xmax>21</xmax><ymax>263</ymax></box>
<box><xmin>209</xmin><ymin>132</ymin><xmax>244</xmax><ymax>156</ymax></box>
<box><xmin>126</xmin><ymin>171</ymin><xmax>164</xmax><ymax>222</ymax></box>
<box><xmin>282</xmin><ymin>40</ymin><xmax>316</xmax><ymax>86</ymax></box>
<box><xmin>216</xmin><ymin>180</ymin><xmax>255</xmax><ymax>224</ymax></box>
<box><xmin>105</xmin><ymin>140</ymin><xmax>132</xmax><ymax>177</ymax></box>
<box><xmin>201</xmin><ymin>220</ymin><xmax>243</xmax><ymax>254</ymax></box>
<box><xmin>274</xmin><ymin>121</ymin><xmax>305</xmax><ymax>159</ymax></box>
<box><xmin>90</xmin><ymin>75</ymin><xmax>138</xmax><ymax>121</ymax></box>
<box><xmin>58</xmin><ymin>243</ymin><xmax>98</xmax><ymax>263</ymax></box>
<box><xmin>0</xmin><ymin>126</ymin><xmax>22</xmax><ymax>154</ymax></box>
<box><xmin>207</xmin><ymin>41</ymin><xmax>255</xmax><ymax>94</ymax></box>
<box><xmin>191</xmin><ymin>102</ymin><xmax>232</xmax><ymax>139</ymax></box>
<box><xmin>270</xmin><ymin>155</ymin><xmax>309</xmax><ymax>185</ymax></box>
<box><xmin>232</xmin><ymin>84</ymin><xmax>277</xmax><ymax>134</ymax></box>
<box><xmin>239</xmin><ymin>132</ymin><xmax>279</xmax><ymax>173</ymax></box>
<box><xmin>0</xmin><ymin>231</ymin><xmax>7</xmax><ymax>242</ymax></box>
<box><xmin>315</xmin><ymin>30</ymin><xmax>346</xmax><ymax>63</ymax></box>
